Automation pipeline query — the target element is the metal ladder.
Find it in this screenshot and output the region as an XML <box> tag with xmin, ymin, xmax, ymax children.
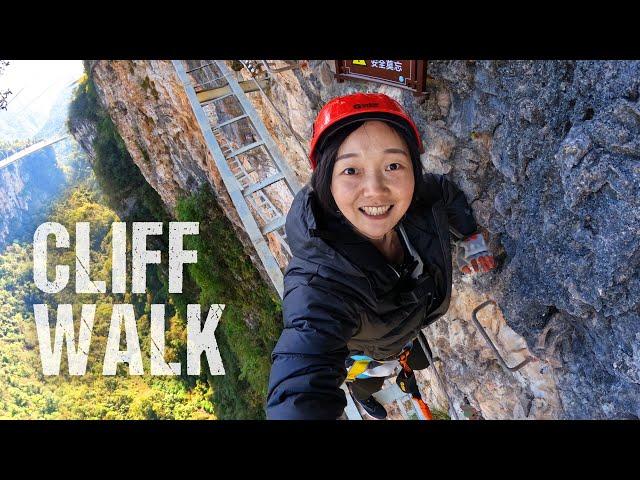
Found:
<box><xmin>173</xmin><ymin>60</ymin><xmax>301</xmax><ymax>299</ymax></box>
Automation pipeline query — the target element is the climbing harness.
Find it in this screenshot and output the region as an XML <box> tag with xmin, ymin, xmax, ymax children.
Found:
<box><xmin>343</xmin><ymin>298</ymin><xmax>531</xmax><ymax>421</ymax></box>
<box><xmin>343</xmin><ymin>347</ymin><xmax>430</xmax><ymax>420</ymax></box>
<box><xmin>345</xmin><ymin>354</ymin><xmax>401</xmax><ymax>382</ymax></box>
<box><xmin>343</xmin><ymin>334</ymin><xmax>454</xmax><ymax>421</ymax></box>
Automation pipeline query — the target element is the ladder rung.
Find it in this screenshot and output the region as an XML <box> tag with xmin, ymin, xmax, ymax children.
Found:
<box><xmin>254</xmin><ymin>199</ymin><xmax>273</xmax><ymax>213</ymax></box>
<box><xmin>227</xmin><ymin>140</ymin><xmax>264</xmax><ymax>158</ymax></box>
<box><xmin>261</xmin><ymin>216</ymin><xmax>286</xmax><ymax>235</ymax></box>
<box><xmin>203</xmin><ymin>92</ymin><xmax>233</xmax><ymax>104</ymax></box>
<box><xmin>253</xmin><ymin>193</ymin><xmax>270</xmax><ymax>207</ymax></box>
<box><xmin>212</xmin><ymin>114</ymin><xmax>249</xmax><ymax>130</ymax></box>
<box><xmin>242</xmin><ymin>173</ymin><xmax>284</xmax><ymax>196</ymax></box>
<box><xmin>193</xmin><ymin>76</ymin><xmax>227</xmax><ymax>91</ymax></box>
<box><xmin>185</xmin><ymin>62</ymin><xmax>217</xmax><ymax>74</ymax></box>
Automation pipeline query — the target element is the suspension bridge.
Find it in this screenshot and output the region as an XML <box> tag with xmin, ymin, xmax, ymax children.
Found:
<box><xmin>0</xmin><ymin>134</ymin><xmax>68</xmax><ymax>170</ymax></box>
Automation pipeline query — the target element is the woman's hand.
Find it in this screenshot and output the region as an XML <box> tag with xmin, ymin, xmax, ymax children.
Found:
<box><xmin>456</xmin><ymin>232</ymin><xmax>496</xmax><ymax>274</ymax></box>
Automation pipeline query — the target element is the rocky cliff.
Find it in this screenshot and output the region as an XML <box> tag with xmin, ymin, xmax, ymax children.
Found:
<box><xmin>74</xmin><ymin>60</ymin><xmax>640</xmax><ymax>419</ymax></box>
<box><xmin>0</xmin><ymin>144</ymin><xmax>66</xmax><ymax>249</ymax></box>
<box><xmin>0</xmin><ymin>162</ymin><xmax>27</xmax><ymax>247</ymax></box>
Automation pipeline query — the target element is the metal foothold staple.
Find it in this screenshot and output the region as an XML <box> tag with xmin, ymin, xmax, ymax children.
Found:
<box><xmin>471</xmin><ymin>299</ymin><xmax>532</xmax><ymax>373</ymax></box>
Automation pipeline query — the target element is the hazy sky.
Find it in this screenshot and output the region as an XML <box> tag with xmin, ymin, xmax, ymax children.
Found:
<box><xmin>1</xmin><ymin>60</ymin><xmax>84</xmax><ymax>118</ymax></box>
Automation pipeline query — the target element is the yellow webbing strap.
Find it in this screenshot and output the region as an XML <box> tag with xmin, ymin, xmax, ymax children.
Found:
<box><xmin>346</xmin><ymin>359</ymin><xmax>371</xmax><ymax>381</ymax></box>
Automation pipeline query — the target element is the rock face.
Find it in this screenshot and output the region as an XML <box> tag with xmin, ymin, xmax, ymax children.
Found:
<box><xmin>81</xmin><ymin>59</ymin><xmax>640</xmax><ymax>419</ymax></box>
<box><xmin>0</xmin><ymin>164</ymin><xmax>26</xmax><ymax>247</ymax></box>
<box><xmin>450</xmin><ymin>61</ymin><xmax>640</xmax><ymax>419</ymax></box>
<box><xmin>85</xmin><ymin>60</ymin><xmax>217</xmax><ymax>211</ymax></box>
<box><xmin>0</xmin><ymin>145</ymin><xmax>66</xmax><ymax>249</ymax></box>
<box><xmin>67</xmin><ymin>117</ymin><xmax>97</xmax><ymax>164</ymax></box>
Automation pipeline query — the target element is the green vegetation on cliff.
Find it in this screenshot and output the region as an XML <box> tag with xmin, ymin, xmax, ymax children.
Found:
<box><xmin>0</xmin><ymin>186</ymin><xmax>215</xmax><ymax>419</ymax></box>
<box><xmin>176</xmin><ymin>186</ymin><xmax>282</xmax><ymax>419</ymax></box>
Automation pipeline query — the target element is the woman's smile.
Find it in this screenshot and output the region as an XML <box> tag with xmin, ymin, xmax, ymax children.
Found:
<box><xmin>359</xmin><ymin>204</ymin><xmax>394</xmax><ymax>217</ymax></box>
<box><xmin>330</xmin><ymin>120</ymin><xmax>415</xmax><ymax>240</ymax></box>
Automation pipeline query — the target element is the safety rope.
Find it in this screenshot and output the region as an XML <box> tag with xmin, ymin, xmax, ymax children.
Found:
<box><xmin>416</xmin><ymin>329</ymin><xmax>460</xmax><ymax>420</ymax></box>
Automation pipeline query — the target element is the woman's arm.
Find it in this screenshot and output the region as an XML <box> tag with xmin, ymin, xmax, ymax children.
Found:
<box><xmin>266</xmin><ymin>277</ymin><xmax>360</xmax><ymax>420</ymax></box>
<box><xmin>425</xmin><ymin>173</ymin><xmax>496</xmax><ymax>273</ymax></box>
<box><xmin>428</xmin><ymin>173</ymin><xmax>478</xmax><ymax>240</ymax></box>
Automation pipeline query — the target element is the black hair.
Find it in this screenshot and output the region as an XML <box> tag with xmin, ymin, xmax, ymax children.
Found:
<box><xmin>310</xmin><ymin>118</ymin><xmax>428</xmax><ymax>218</ymax></box>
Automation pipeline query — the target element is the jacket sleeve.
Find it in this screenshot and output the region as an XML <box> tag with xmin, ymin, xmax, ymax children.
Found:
<box><xmin>425</xmin><ymin>173</ymin><xmax>478</xmax><ymax>240</ymax></box>
<box><xmin>266</xmin><ymin>276</ymin><xmax>360</xmax><ymax>420</ymax></box>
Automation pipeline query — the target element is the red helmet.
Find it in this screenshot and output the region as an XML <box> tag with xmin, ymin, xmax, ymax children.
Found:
<box><xmin>308</xmin><ymin>92</ymin><xmax>424</xmax><ymax>170</ymax></box>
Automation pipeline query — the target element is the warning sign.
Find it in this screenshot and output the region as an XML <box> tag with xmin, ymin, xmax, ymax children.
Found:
<box><xmin>334</xmin><ymin>60</ymin><xmax>427</xmax><ymax>95</ymax></box>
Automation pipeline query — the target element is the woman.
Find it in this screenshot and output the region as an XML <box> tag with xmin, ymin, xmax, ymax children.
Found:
<box><xmin>266</xmin><ymin>92</ymin><xmax>495</xmax><ymax>420</ymax></box>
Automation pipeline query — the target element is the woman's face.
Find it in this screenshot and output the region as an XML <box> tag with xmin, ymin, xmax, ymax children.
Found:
<box><xmin>330</xmin><ymin>120</ymin><xmax>415</xmax><ymax>240</ymax></box>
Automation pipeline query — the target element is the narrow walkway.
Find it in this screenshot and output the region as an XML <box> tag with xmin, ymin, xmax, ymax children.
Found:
<box><xmin>0</xmin><ymin>135</ymin><xmax>68</xmax><ymax>170</ymax></box>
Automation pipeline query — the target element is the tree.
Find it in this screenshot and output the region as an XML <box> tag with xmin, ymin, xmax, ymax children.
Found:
<box><xmin>0</xmin><ymin>60</ymin><xmax>12</xmax><ymax>111</ymax></box>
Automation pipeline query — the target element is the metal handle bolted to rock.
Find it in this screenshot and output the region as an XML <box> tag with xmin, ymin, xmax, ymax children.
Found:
<box><xmin>471</xmin><ymin>300</ymin><xmax>533</xmax><ymax>373</ymax></box>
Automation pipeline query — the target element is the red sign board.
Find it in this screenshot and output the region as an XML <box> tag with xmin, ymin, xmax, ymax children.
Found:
<box><xmin>334</xmin><ymin>60</ymin><xmax>427</xmax><ymax>95</ymax></box>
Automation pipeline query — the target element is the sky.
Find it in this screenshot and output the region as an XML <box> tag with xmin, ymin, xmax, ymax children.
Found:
<box><xmin>0</xmin><ymin>60</ymin><xmax>84</xmax><ymax>140</ymax></box>
<box><xmin>1</xmin><ymin>60</ymin><xmax>84</xmax><ymax>118</ymax></box>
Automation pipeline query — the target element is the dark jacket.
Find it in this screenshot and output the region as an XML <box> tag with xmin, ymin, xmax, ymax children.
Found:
<box><xmin>266</xmin><ymin>173</ymin><xmax>477</xmax><ymax>419</ymax></box>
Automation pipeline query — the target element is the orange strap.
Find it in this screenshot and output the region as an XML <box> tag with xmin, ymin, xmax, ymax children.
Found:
<box><xmin>399</xmin><ymin>347</ymin><xmax>433</xmax><ymax>420</ymax></box>
<box><xmin>398</xmin><ymin>349</ymin><xmax>411</xmax><ymax>373</ymax></box>
<box><xmin>415</xmin><ymin>398</ymin><xmax>433</xmax><ymax>420</ymax></box>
